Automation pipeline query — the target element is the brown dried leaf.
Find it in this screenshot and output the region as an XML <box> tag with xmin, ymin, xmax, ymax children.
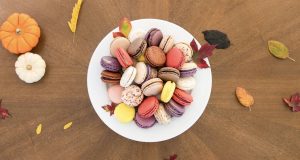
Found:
<box><xmin>236</xmin><ymin>87</ymin><xmax>254</xmax><ymax>111</ymax></box>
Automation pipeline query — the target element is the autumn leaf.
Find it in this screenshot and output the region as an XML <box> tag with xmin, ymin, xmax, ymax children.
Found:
<box><xmin>36</xmin><ymin>123</ymin><xmax>42</xmax><ymax>135</ymax></box>
<box><xmin>0</xmin><ymin>99</ymin><xmax>11</xmax><ymax>119</ymax></box>
<box><xmin>190</xmin><ymin>39</ymin><xmax>212</xmax><ymax>69</ymax></box>
<box><xmin>64</xmin><ymin>122</ymin><xmax>73</xmax><ymax>130</ymax></box>
<box><xmin>197</xmin><ymin>58</ymin><xmax>209</xmax><ymax>68</ymax></box>
<box><xmin>283</xmin><ymin>92</ymin><xmax>300</xmax><ymax>112</ymax></box>
<box><xmin>268</xmin><ymin>40</ymin><xmax>295</xmax><ymax>62</ymax></box>
<box><xmin>198</xmin><ymin>43</ymin><xmax>216</xmax><ymax>59</ymax></box>
<box><xmin>236</xmin><ymin>87</ymin><xmax>254</xmax><ymax>111</ymax></box>
<box><xmin>113</xmin><ymin>32</ymin><xmax>125</xmax><ymax>38</ymax></box>
<box><xmin>119</xmin><ymin>17</ymin><xmax>132</xmax><ymax>37</ymax></box>
<box><xmin>102</xmin><ymin>103</ymin><xmax>116</xmax><ymax>116</ymax></box>
<box><xmin>164</xmin><ymin>154</ymin><xmax>177</xmax><ymax>160</ymax></box>
<box><xmin>190</xmin><ymin>38</ymin><xmax>199</xmax><ymax>53</ymax></box>
<box><xmin>202</xmin><ymin>30</ymin><xmax>230</xmax><ymax>49</ymax></box>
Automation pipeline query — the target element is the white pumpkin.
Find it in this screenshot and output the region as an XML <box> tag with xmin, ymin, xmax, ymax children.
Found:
<box><xmin>15</xmin><ymin>52</ymin><xmax>46</xmax><ymax>83</ymax></box>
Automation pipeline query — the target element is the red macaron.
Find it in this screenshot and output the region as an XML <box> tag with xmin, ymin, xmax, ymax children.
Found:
<box><xmin>138</xmin><ymin>96</ymin><xmax>159</xmax><ymax>118</ymax></box>
<box><xmin>115</xmin><ymin>48</ymin><xmax>133</xmax><ymax>68</ymax></box>
<box><xmin>166</xmin><ymin>47</ymin><xmax>185</xmax><ymax>69</ymax></box>
<box><xmin>172</xmin><ymin>88</ymin><xmax>193</xmax><ymax>106</ymax></box>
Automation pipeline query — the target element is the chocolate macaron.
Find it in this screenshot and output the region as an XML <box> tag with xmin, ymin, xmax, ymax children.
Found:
<box><xmin>158</xmin><ymin>67</ymin><xmax>180</xmax><ymax>82</ymax></box>
<box><xmin>145</xmin><ymin>46</ymin><xmax>166</xmax><ymax>67</ymax></box>
<box><xmin>127</xmin><ymin>38</ymin><xmax>147</xmax><ymax>58</ymax></box>
<box><xmin>101</xmin><ymin>70</ymin><xmax>122</xmax><ymax>84</ymax></box>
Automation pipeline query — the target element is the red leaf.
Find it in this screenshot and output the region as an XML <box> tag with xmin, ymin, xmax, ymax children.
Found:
<box><xmin>197</xmin><ymin>58</ymin><xmax>210</xmax><ymax>68</ymax></box>
<box><xmin>190</xmin><ymin>39</ymin><xmax>199</xmax><ymax>53</ymax></box>
<box><xmin>0</xmin><ymin>99</ymin><xmax>11</xmax><ymax>119</ymax></box>
<box><xmin>102</xmin><ymin>103</ymin><xmax>116</xmax><ymax>116</ymax></box>
<box><xmin>283</xmin><ymin>93</ymin><xmax>300</xmax><ymax>112</ymax></box>
<box><xmin>164</xmin><ymin>154</ymin><xmax>177</xmax><ymax>160</ymax></box>
<box><xmin>113</xmin><ymin>32</ymin><xmax>125</xmax><ymax>38</ymax></box>
<box><xmin>199</xmin><ymin>43</ymin><xmax>216</xmax><ymax>59</ymax></box>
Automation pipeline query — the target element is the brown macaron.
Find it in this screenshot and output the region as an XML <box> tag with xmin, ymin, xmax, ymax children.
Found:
<box><xmin>144</xmin><ymin>46</ymin><xmax>166</xmax><ymax>67</ymax></box>
<box><xmin>101</xmin><ymin>70</ymin><xmax>122</xmax><ymax>84</ymax></box>
<box><xmin>127</xmin><ymin>38</ymin><xmax>147</xmax><ymax>58</ymax></box>
<box><xmin>158</xmin><ymin>67</ymin><xmax>180</xmax><ymax>82</ymax></box>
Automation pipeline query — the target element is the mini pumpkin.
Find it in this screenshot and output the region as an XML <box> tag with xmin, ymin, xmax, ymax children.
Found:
<box><xmin>15</xmin><ymin>52</ymin><xmax>46</xmax><ymax>83</ymax></box>
<box><xmin>0</xmin><ymin>13</ymin><xmax>41</xmax><ymax>54</ymax></box>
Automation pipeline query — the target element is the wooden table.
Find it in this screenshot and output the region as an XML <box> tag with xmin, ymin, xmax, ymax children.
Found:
<box><xmin>0</xmin><ymin>0</ymin><xmax>299</xmax><ymax>159</ymax></box>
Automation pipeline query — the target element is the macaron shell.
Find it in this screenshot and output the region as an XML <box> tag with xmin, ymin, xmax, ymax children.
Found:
<box><xmin>145</xmin><ymin>46</ymin><xmax>166</xmax><ymax>67</ymax></box>
<box><xmin>165</xmin><ymin>99</ymin><xmax>185</xmax><ymax>117</ymax></box>
<box><xmin>172</xmin><ymin>88</ymin><xmax>193</xmax><ymax>106</ymax></box>
<box><xmin>121</xmin><ymin>85</ymin><xmax>144</xmax><ymax>107</ymax></box>
<box><xmin>127</xmin><ymin>38</ymin><xmax>147</xmax><ymax>58</ymax></box>
<box><xmin>159</xmin><ymin>35</ymin><xmax>174</xmax><ymax>53</ymax></box>
<box><xmin>115</xmin><ymin>48</ymin><xmax>133</xmax><ymax>68</ymax></box>
<box><xmin>114</xmin><ymin>103</ymin><xmax>135</xmax><ymax>123</ymax></box>
<box><xmin>108</xmin><ymin>85</ymin><xmax>124</xmax><ymax>104</ymax></box>
<box><xmin>166</xmin><ymin>47</ymin><xmax>185</xmax><ymax>69</ymax></box>
<box><xmin>141</xmin><ymin>78</ymin><xmax>163</xmax><ymax>96</ymax></box>
<box><xmin>134</xmin><ymin>62</ymin><xmax>147</xmax><ymax>84</ymax></box>
<box><xmin>145</xmin><ymin>28</ymin><xmax>163</xmax><ymax>46</ymax></box>
<box><xmin>161</xmin><ymin>81</ymin><xmax>176</xmax><ymax>103</ymax></box>
<box><xmin>110</xmin><ymin>37</ymin><xmax>130</xmax><ymax>56</ymax></box>
<box><xmin>138</xmin><ymin>96</ymin><xmax>159</xmax><ymax>118</ymax></box>
<box><xmin>120</xmin><ymin>66</ymin><xmax>137</xmax><ymax>87</ymax></box>
<box><xmin>100</xmin><ymin>56</ymin><xmax>122</xmax><ymax>72</ymax></box>
<box><xmin>134</xmin><ymin>114</ymin><xmax>156</xmax><ymax>128</ymax></box>
<box><xmin>175</xmin><ymin>42</ymin><xmax>193</xmax><ymax>62</ymax></box>
<box><xmin>101</xmin><ymin>70</ymin><xmax>122</xmax><ymax>84</ymax></box>
<box><xmin>180</xmin><ymin>62</ymin><xmax>198</xmax><ymax>77</ymax></box>
<box><xmin>158</xmin><ymin>67</ymin><xmax>180</xmax><ymax>82</ymax></box>
<box><xmin>176</xmin><ymin>77</ymin><xmax>196</xmax><ymax>91</ymax></box>
<box><xmin>154</xmin><ymin>103</ymin><xmax>171</xmax><ymax>124</ymax></box>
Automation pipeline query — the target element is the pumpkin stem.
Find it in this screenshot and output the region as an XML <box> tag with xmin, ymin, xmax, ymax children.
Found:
<box><xmin>26</xmin><ymin>65</ymin><xmax>32</xmax><ymax>70</ymax></box>
<box><xmin>16</xmin><ymin>28</ymin><xmax>22</xmax><ymax>35</ymax></box>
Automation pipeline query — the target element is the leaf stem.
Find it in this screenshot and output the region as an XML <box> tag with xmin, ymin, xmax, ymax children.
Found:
<box><xmin>248</xmin><ymin>106</ymin><xmax>252</xmax><ymax>111</ymax></box>
<box><xmin>287</xmin><ymin>56</ymin><xmax>295</xmax><ymax>62</ymax></box>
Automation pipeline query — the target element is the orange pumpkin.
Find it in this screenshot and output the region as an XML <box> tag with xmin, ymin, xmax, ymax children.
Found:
<box><xmin>0</xmin><ymin>13</ymin><xmax>41</xmax><ymax>54</ymax></box>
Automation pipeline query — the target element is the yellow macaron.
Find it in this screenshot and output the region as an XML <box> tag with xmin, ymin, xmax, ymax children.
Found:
<box><xmin>114</xmin><ymin>103</ymin><xmax>135</xmax><ymax>123</ymax></box>
<box><xmin>137</xmin><ymin>53</ymin><xmax>145</xmax><ymax>62</ymax></box>
<box><xmin>160</xmin><ymin>81</ymin><xmax>176</xmax><ymax>103</ymax></box>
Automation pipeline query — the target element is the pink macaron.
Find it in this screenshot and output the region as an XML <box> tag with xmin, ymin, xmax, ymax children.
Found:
<box><xmin>107</xmin><ymin>85</ymin><xmax>124</xmax><ymax>104</ymax></box>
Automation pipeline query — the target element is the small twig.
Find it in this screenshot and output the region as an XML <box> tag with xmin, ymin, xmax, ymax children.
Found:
<box><xmin>287</xmin><ymin>56</ymin><xmax>295</xmax><ymax>62</ymax></box>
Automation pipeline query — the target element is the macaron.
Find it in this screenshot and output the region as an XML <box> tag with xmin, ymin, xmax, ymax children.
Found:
<box><xmin>175</xmin><ymin>42</ymin><xmax>193</xmax><ymax>62</ymax></box>
<box><xmin>108</xmin><ymin>85</ymin><xmax>124</xmax><ymax>104</ymax></box>
<box><xmin>141</xmin><ymin>78</ymin><xmax>163</xmax><ymax>96</ymax></box>
<box><xmin>138</xmin><ymin>96</ymin><xmax>159</xmax><ymax>118</ymax></box>
<box><xmin>134</xmin><ymin>62</ymin><xmax>157</xmax><ymax>84</ymax></box>
<box><xmin>134</xmin><ymin>114</ymin><xmax>156</xmax><ymax>128</ymax></box>
<box><xmin>154</xmin><ymin>103</ymin><xmax>171</xmax><ymax>124</ymax></box>
<box><xmin>120</xmin><ymin>66</ymin><xmax>137</xmax><ymax>87</ymax></box>
<box><xmin>115</xmin><ymin>48</ymin><xmax>133</xmax><ymax>68</ymax></box>
<box><xmin>101</xmin><ymin>70</ymin><xmax>122</xmax><ymax>84</ymax></box>
<box><xmin>145</xmin><ymin>46</ymin><xmax>166</xmax><ymax>67</ymax></box>
<box><xmin>160</xmin><ymin>81</ymin><xmax>176</xmax><ymax>103</ymax></box>
<box><xmin>166</xmin><ymin>47</ymin><xmax>185</xmax><ymax>69</ymax></box>
<box><xmin>137</xmin><ymin>53</ymin><xmax>145</xmax><ymax>62</ymax></box>
<box><xmin>158</xmin><ymin>67</ymin><xmax>180</xmax><ymax>82</ymax></box>
<box><xmin>128</xmin><ymin>29</ymin><xmax>146</xmax><ymax>42</ymax></box>
<box><xmin>114</xmin><ymin>103</ymin><xmax>135</xmax><ymax>123</ymax></box>
<box><xmin>176</xmin><ymin>77</ymin><xmax>196</xmax><ymax>91</ymax></box>
<box><xmin>179</xmin><ymin>62</ymin><xmax>197</xmax><ymax>77</ymax></box>
<box><xmin>165</xmin><ymin>99</ymin><xmax>185</xmax><ymax>117</ymax></box>
<box><xmin>127</xmin><ymin>38</ymin><xmax>147</xmax><ymax>58</ymax></box>
<box><xmin>159</xmin><ymin>35</ymin><xmax>174</xmax><ymax>53</ymax></box>
<box><xmin>172</xmin><ymin>88</ymin><xmax>193</xmax><ymax>106</ymax></box>
<box><xmin>121</xmin><ymin>85</ymin><xmax>144</xmax><ymax>107</ymax></box>
<box><xmin>144</xmin><ymin>28</ymin><xmax>163</xmax><ymax>46</ymax></box>
<box><xmin>110</xmin><ymin>37</ymin><xmax>130</xmax><ymax>56</ymax></box>
<box><xmin>100</xmin><ymin>56</ymin><xmax>122</xmax><ymax>72</ymax></box>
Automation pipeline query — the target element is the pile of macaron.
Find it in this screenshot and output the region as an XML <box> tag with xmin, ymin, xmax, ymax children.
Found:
<box><xmin>101</xmin><ymin>27</ymin><xmax>197</xmax><ymax>128</ymax></box>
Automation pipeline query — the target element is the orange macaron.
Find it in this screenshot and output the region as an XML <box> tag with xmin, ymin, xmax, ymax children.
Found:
<box><xmin>166</xmin><ymin>47</ymin><xmax>185</xmax><ymax>69</ymax></box>
<box><xmin>115</xmin><ymin>48</ymin><xmax>133</xmax><ymax>68</ymax></box>
<box><xmin>172</xmin><ymin>88</ymin><xmax>193</xmax><ymax>106</ymax></box>
<box><xmin>138</xmin><ymin>96</ymin><xmax>159</xmax><ymax>118</ymax></box>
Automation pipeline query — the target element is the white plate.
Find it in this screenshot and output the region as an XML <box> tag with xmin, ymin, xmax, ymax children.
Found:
<box><xmin>87</xmin><ymin>19</ymin><xmax>212</xmax><ymax>142</ymax></box>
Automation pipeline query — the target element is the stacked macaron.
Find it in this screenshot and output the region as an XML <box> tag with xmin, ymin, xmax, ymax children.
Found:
<box><xmin>100</xmin><ymin>26</ymin><xmax>197</xmax><ymax>129</ymax></box>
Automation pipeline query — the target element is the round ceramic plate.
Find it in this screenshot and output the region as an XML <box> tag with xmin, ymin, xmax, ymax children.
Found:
<box><xmin>87</xmin><ymin>19</ymin><xmax>212</xmax><ymax>142</ymax></box>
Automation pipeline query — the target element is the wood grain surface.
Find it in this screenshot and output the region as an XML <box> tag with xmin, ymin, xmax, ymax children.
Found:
<box><xmin>0</xmin><ymin>0</ymin><xmax>300</xmax><ymax>159</ymax></box>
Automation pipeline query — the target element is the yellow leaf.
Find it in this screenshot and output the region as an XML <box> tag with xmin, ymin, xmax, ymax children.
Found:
<box><xmin>236</xmin><ymin>87</ymin><xmax>254</xmax><ymax>111</ymax></box>
<box><xmin>68</xmin><ymin>0</ymin><xmax>83</xmax><ymax>33</ymax></box>
<box><xmin>268</xmin><ymin>40</ymin><xmax>295</xmax><ymax>61</ymax></box>
<box><xmin>36</xmin><ymin>123</ymin><xmax>42</xmax><ymax>135</ymax></box>
<box><xmin>63</xmin><ymin>122</ymin><xmax>73</xmax><ymax>130</ymax></box>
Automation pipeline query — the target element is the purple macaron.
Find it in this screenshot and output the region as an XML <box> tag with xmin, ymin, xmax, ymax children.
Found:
<box><xmin>135</xmin><ymin>114</ymin><xmax>156</xmax><ymax>128</ymax></box>
<box><xmin>100</xmin><ymin>56</ymin><xmax>122</xmax><ymax>72</ymax></box>
<box><xmin>165</xmin><ymin>99</ymin><xmax>185</xmax><ymax>117</ymax></box>
<box><xmin>144</xmin><ymin>28</ymin><xmax>163</xmax><ymax>46</ymax></box>
<box><xmin>180</xmin><ymin>68</ymin><xmax>197</xmax><ymax>77</ymax></box>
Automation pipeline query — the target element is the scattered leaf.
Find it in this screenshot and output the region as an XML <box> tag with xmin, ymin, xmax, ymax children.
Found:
<box><xmin>113</xmin><ymin>32</ymin><xmax>125</xmax><ymax>38</ymax></box>
<box><xmin>36</xmin><ymin>124</ymin><xmax>42</xmax><ymax>135</ymax></box>
<box><xmin>202</xmin><ymin>30</ymin><xmax>230</xmax><ymax>49</ymax></box>
<box><xmin>190</xmin><ymin>39</ymin><xmax>199</xmax><ymax>53</ymax></box>
<box><xmin>283</xmin><ymin>92</ymin><xmax>300</xmax><ymax>112</ymax></box>
<box><xmin>198</xmin><ymin>43</ymin><xmax>216</xmax><ymax>59</ymax></box>
<box><xmin>64</xmin><ymin>122</ymin><xmax>73</xmax><ymax>130</ymax></box>
<box><xmin>164</xmin><ymin>154</ymin><xmax>178</xmax><ymax>160</ymax></box>
<box><xmin>119</xmin><ymin>17</ymin><xmax>132</xmax><ymax>37</ymax></box>
<box><xmin>0</xmin><ymin>99</ymin><xmax>11</xmax><ymax>119</ymax></box>
<box><xmin>268</xmin><ymin>40</ymin><xmax>295</xmax><ymax>61</ymax></box>
<box><xmin>102</xmin><ymin>103</ymin><xmax>116</xmax><ymax>116</ymax></box>
<box><xmin>236</xmin><ymin>87</ymin><xmax>254</xmax><ymax>111</ymax></box>
<box><xmin>68</xmin><ymin>0</ymin><xmax>83</xmax><ymax>33</ymax></box>
<box><xmin>197</xmin><ymin>58</ymin><xmax>209</xmax><ymax>68</ymax></box>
